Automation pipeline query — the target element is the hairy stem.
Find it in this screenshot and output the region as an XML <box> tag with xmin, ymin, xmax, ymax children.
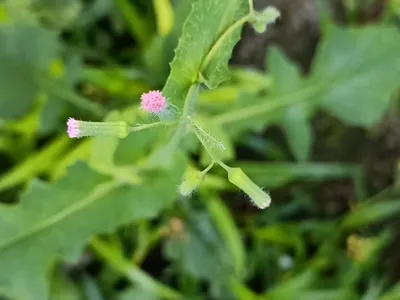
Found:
<box><xmin>129</xmin><ymin>121</ymin><xmax>175</xmax><ymax>133</ymax></box>
<box><xmin>191</xmin><ymin>124</ymin><xmax>230</xmax><ymax>171</ymax></box>
<box><xmin>212</xmin><ymin>85</ymin><xmax>319</xmax><ymax>126</ymax></box>
<box><xmin>168</xmin><ymin>83</ymin><xmax>200</xmax><ymax>149</ymax></box>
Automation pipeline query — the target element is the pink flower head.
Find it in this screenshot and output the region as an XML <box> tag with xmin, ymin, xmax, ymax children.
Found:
<box><xmin>140</xmin><ymin>90</ymin><xmax>167</xmax><ymax>113</ymax></box>
<box><xmin>67</xmin><ymin>118</ymin><xmax>80</xmax><ymax>138</ymax></box>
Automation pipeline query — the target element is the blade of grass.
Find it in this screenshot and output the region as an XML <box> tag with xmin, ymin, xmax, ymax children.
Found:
<box><xmin>90</xmin><ymin>237</ymin><xmax>183</xmax><ymax>300</ymax></box>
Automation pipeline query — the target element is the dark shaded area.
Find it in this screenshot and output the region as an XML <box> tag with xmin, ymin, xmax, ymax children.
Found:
<box><xmin>232</xmin><ymin>0</ymin><xmax>320</xmax><ymax>73</ymax></box>
<box><xmin>232</xmin><ymin>0</ymin><xmax>400</xmax><ymax>280</ymax></box>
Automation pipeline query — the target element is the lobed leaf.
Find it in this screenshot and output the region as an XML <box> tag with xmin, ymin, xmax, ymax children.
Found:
<box><xmin>0</xmin><ymin>22</ymin><xmax>59</xmax><ymax>118</ymax></box>
<box><xmin>0</xmin><ymin>157</ymin><xmax>186</xmax><ymax>300</ymax></box>
<box><xmin>268</xmin><ymin>47</ymin><xmax>313</xmax><ymax>161</ymax></box>
<box><xmin>162</xmin><ymin>0</ymin><xmax>249</xmax><ymax>106</ymax></box>
<box><xmin>206</xmin><ymin>196</ymin><xmax>246</xmax><ymax>278</ymax></box>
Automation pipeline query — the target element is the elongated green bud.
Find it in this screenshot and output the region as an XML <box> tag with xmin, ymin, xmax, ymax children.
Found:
<box><xmin>179</xmin><ymin>169</ymin><xmax>204</xmax><ymax>197</ymax></box>
<box><xmin>67</xmin><ymin>118</ymin><xmax>129</xmax><ymax>139</ymax></box>
<box><xmin>227</xmin><ymin>168</ymin><xmax>271</xmax><ymax>209</ymax></box>
<box><xmin>179</xmin><ymin>162</ymin><xmax>215</xmax><ymax>197</ymax></box>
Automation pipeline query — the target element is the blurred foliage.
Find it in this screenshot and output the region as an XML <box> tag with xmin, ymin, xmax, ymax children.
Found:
<box><xmin>0</xmin><ymin>0</ymin><xmax>399</xmax><ymax>299</ymax></box>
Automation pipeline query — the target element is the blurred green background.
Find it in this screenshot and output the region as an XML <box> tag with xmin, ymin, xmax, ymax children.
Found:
<box><xmin>0</xmin><ymin>0</ymin><xmax>400</xmax><ymax>299</ymax></box>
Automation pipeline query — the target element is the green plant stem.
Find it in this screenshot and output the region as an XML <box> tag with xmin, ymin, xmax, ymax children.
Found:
<box><xmin>212</xmin><ymin>85</ymin><xmax>319</xmax><ymax>126</ymax></box>
<box><xmin>191</xmin><ymin>125</ymin><xmax>230</xmax><ymax>171</ymax></box>
<box><xmin>167</xmin><ymin>84</ymin><xmax>200</xmax><ymax>149</ymax></box>
<box><xmin>90</xmin><ymin>237</ymin><xmax>183</xmax><ymax>300</ymax></box>
<box><xmin>182</xmin><ymin>83</ymin><xmax>201</xmax><ymax>117</ymax></box>
<box><xmin>201</xmin><ymin>161</ymin><xmax>215</xmax><ymax>175</ymax></box>
<box><xmin>129</xmin><ymin>121</ymin><xmax>175</xmax><ymax>133</ymax></box>
<box><xmin>248</xmin><ymin>0</ymin><xmax>254</xmax><ymax>16</ymax></box>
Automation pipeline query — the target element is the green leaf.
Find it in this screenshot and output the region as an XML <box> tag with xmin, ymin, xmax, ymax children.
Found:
<box><xmin>144</xmin><ymin>0</ymin><xmax>195</xmax><ymax>81</ymax></box>
<box><xmin>163</xmin><ymin>0</ymin><xmax>249</xmax><ymax>106</ymax></box>
<box><xmin>380</xmin><ymin>282</ymin><xmax>400</xmax><ymax>300</ymax></box>
<box><xmin>265</xmin><ymin>270</ymin><xmax>317</xmax><ymax>298</ymax></box>
<box><xmin>114</xmin><ymin>0</ymin><xmax>152</xmax><ymax>46</ymax></box>
<box><xmin>268</xmin><ymin>47</ymin><xmax>312</xmax><ymax>161</ymax></box>
<box><xmin>164</xmin><ymin>212</ymin><xmax>232</xmax><ymax>282</ymax></box>
<box><xmin>0</xmin><ymin>22</ymin><xmax>59</xmax><ymax>119</ymax></box>
<box><xmin>32</xmin><ymin>0</ymin><xmax>82</xmax><ymax>30</ymax></box>
<box><xmin>254</xmin><ymin>225</ymin><xmax>305</xmax><ymax>260</ymax></box>
<box><xmin>153</xmin><ymin>0</ymin><xmax>174</xmax><ymax>36</ymax></box>
<box><xmin>236</xmin><ymin>162</ymin><xmax>360</xmax><ymax>188</ymax></box>
<box><xmin>314</xmin><ymin>25</ymin><xmax>400</xmax><ymax>126</ymax></box>
<box><xmin>282</xmin><ymin>110</ymin><xmax>312</xmax><ymax>161</ymax></box>
<box><xmin>286</xmin><ymin>290</ymin><xmax>358</xmax><ymax>300</ymax></box>
<box><xmin>213</xmin><ymin>24</ymin><xmax>400</xmax><ymax>132</ymax></box>
<box><xmin>118</xmin><ymin>288</ymin><xmax>159</xmax><ymax>300</ymax></box>
<box><xmin>0</xmin><ymin>157</ymin><xmax>185</xmax><ymax>300</ymax></box>
<box><xmin>39</xmin><ymin>56</ymin><xmax>83</xmax><ymax>135</ymax></box>
<box><xmin>341</xmin><ymin>200</ymin><xmax>400</xmax><ymax>228</ymax></box>
<box><xmin>0</xmin><ymin>136</ymin><xmax>71</xmax><ymax>193</ymax></box>
<box><xmin>50</xmin><ymin>269</ymin><xmax>83</xmax><ymax>300</ymax></box>
<box><xmin>80</xmin><ymin>275</ymin><xmax>104</xmax><ymax>300</ymax></box>
<box><xmin>205</xmin><ymin>196</ymin><xmax>246</xmax><ymax>278</ymax></box>
<box><xmin>90</xmin><ymin>237</ymin><xmax>182</xmax><ymax>300</ymax></box>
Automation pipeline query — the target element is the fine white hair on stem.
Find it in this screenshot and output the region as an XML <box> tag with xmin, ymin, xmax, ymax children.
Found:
<box><xmin>189</xmin><ymin>120</ymin><xmax>226</xmax><ymax>151</ymax></box>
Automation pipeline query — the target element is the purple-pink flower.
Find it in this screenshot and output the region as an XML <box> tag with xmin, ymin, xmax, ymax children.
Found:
<box><xmin>67</xmin><ymin>118</ymin><xmax>80</xmax><ymax>138</ymax></box>
<box><xmin>140</xmin><ymin>90</ymin><xmax>167</xmax><ymax>113</ymax></box>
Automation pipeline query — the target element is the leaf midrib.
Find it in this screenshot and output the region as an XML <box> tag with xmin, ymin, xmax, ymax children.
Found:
<box><xmin>0</xmin><ymin>180</ymin><xmax>121</xmax><ymax>253</ymax></box>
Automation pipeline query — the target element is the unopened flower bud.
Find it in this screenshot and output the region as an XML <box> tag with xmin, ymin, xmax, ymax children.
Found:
<box><xmin>252</xmin><ymin>22</ymin><xmax>267</xmax><ymax>34</ymax></box>
<box><xmin>259</xmin><ymin>6</ymin><xmax>280</xmax><ymax>23</ymax></box>
<box><xmin>179</xmin><ymin>169</ymin><xmax>205</xmax><ymax>197</ymax></box>
<box><xmin>227</xmin><ymin>168</ymin><xmax>271</xmax><ymax>209</ymax></box>
<box><xmin>251</xmin><ymin>6</ymin><xmax>280</xmax><ymax>34</ymax></box>
<box><xmin>67</xmin><ymin>118</ymin><xmax>129</xmax><ymax>139</ymax></box>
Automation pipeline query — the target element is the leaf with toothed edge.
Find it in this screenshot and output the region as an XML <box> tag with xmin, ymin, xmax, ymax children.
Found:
<box><xmin>162</xmin><ymin>0</ymin><xmax>249</xmax><ymax>107</ymax></box>
<box><xmin>0</xmin><ymin>155</ymin><xmax>186</xmax><ymax>300</ymax></box>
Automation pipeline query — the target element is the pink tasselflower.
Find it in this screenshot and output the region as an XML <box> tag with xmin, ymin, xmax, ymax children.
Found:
<box><xmin>140</xmin><ymin>90</ymin><xmax>168</xmax><ymax>113</ymax></box>
<box><xmin>67</xmin><ymin>117</ymin><xmax>80</xmax><ymax>138</ymax></box>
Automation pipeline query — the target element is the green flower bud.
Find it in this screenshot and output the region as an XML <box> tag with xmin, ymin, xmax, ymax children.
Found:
<box><xmin>251</xmin><ymin>6</ymin><xmax>280</xmax><ymax>34</ymax></box>
<box><xmin>252</xmin><ymin>22</ymin><xmax>267</xmax><ymax>34</ymax></box>
<box><xmin>259</xmin><ymin>6</ymin><xmax>281</xmax><ymax>23</ymax></box>
<box><xmin>179</xmin><ymin>169</ymin><xmax>205</xmax><ymax>197</ymax></box>
<box><xmin>227</xmin><ymin>168</ymin><xmax>271</xmax><ymax>209</ymax></box>
<box><xmin>67</xmin><ymin>118</ymin><xmax>130</xmax><ymax>139</ymax></box>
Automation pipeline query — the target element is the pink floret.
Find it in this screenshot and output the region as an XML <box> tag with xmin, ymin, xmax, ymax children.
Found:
<box><xmin>140</xmin><ymin>90</ymin><xmax>167</xmax><ymax>113</ymax></box>
<box><xmin>67</xmin><ymin>117</ymin><xmax>80</xmax><ymax>138</ymax></box>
